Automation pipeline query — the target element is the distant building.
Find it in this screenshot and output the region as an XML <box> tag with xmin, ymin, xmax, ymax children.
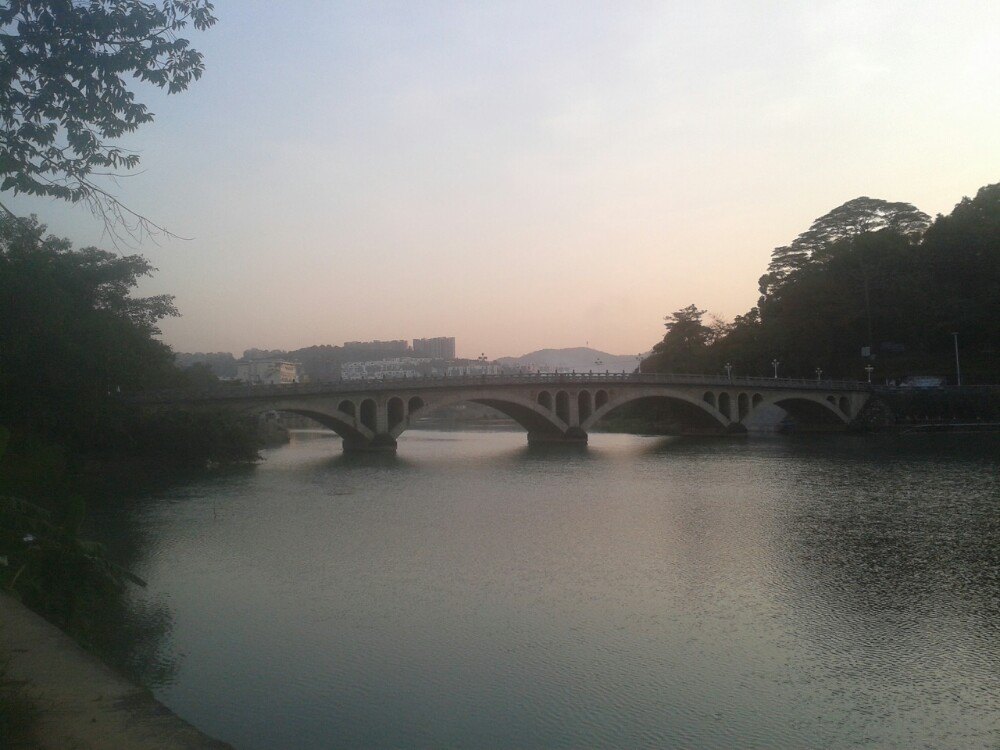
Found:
<box><xmin>341</xmin><ymin>357</ymin><xmax>431</xmax><ymax>380</ymax></box>
<box><xmin>441</xmin><ymin>361</ymin><xmax>501</xmax><ymax>376</ymax></box>
<box><xmin>412</xmin><ymin>337</ymin><xmax>456</xmax><ymax>359</ymax></box>
<box><xmin>236</xmin><ymin>359</ymin><xmax>300</xmax><ymax>384</ymax></box>
<box><xmin>343</xmin><ymin>340</ymin><xmax>409</xmax><ymax>358</ymax></box>
<box><xmin>500</xmin><ymin>362</ymin><xmax>541</xmax><ymax>374</ymax></box>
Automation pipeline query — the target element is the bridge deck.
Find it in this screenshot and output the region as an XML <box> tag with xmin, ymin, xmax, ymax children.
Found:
<box><xmin>131</xmin><ymin>372</ymin><xmax>869</xmax><ymax>404</ymax></box>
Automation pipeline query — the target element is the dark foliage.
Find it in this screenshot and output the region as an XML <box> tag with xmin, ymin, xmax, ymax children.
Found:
<box><xmin>0</xmin><ymin>214</ymin><xmax>181</xmax><ymax>447</ymax></box>
<box><xmin>645</xmin><ymin>184</ymin><xmax>999</xmax><ymax>383</ymax></box>
<box><xmin>123</xmin><ymin>410</ymin><xmax>260</xmax><ymax>467</ymax></box>
<box><xmin>0</xmin><ymin>0</ymin><xmax>216</xmax><ymax>236</ymax></box>
<box><xmin>0</xmin><ymin>213</ymin><xmax>260</xmax><ymax>467</ymax></box>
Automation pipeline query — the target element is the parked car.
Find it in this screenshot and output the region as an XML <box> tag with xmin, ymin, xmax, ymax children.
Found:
<box><xmin>899</xmin><ymin>375</ymin><xmax>946</xmax><ymax>388</ymax></box>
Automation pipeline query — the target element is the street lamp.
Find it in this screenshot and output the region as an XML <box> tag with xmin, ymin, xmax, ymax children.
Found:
<box><xmin>771</xmin><ymin>359</ymin><xmax>779</xmax><ymax>379</ymax></box>
<box><xmin>864</xmin><ymin>364</ymin><xmax>874</xmax><ymax>384</ymax></box>
<box><xmin>815</xmin><ymin>367</ymin><xmax>823</xmax><ymax>382</ymax></box>
<box><xmin>951</xmin><ymin>332</ymin><xmax>961</xmax><ymax>386</ymax></box>
<box><xmin>724</xmin><ymin>362</ymin><xmax>733</xmax><ymax>382</ymax></box>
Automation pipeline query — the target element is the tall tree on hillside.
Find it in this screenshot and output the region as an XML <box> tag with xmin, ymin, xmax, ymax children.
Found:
<box><xmin>0</xmin><ymin>1</ymin><xmax>217</xmax><ymax>239</ymax></box>
<box><xmin>914</xmin><ymin>183</ymin><xmax>1000</xmax><ymax>367</ymax></box>
<box><xmin>647</xmin><ymin>304</ymin><xmax>714</xmax><ymax>372</ymax></box>
<box><xmin>759</xmin><ymin>197</ymin><xmax>930</xmax><ymax>299</ymax></box>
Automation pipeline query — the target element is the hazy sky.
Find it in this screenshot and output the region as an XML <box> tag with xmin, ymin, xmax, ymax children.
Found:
<box><xmin>8</xmin><ymin>1</ymin><xmax>999</xmax><ymax>358</ymax></box>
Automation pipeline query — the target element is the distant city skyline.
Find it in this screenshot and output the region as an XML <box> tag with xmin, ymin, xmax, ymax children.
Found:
<box><xmin>186</xmin><ymin>337</ymin><xmax>637</xmax><ymax>363</ymax></box>
<box><xmin>6</xmin><ymin>1</ymin><xmax>998</xmax><ymax>359</ymax></box>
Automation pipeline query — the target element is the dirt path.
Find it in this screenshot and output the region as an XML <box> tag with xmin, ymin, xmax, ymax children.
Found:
<box><xmin>1</xmin><ymin>593</ymin><xmax>233</xmax><ymax>750</ymax></box>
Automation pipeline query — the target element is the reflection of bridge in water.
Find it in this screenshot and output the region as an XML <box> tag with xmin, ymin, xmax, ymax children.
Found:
<box><xmin>134</xmin><ymin>373</ymin><xmax>871</xmax><ymax>451</ymax></box>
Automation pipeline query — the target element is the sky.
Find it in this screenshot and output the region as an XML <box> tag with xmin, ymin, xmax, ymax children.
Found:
<box><xmin>7</xmin><ymin>1</ymin><xmax>1000</xmax><ymax>359</ymax></box>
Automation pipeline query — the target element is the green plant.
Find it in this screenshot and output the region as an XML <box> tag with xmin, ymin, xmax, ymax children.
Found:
<box><xmin>0</xmin><ymin>427</ymin><xmax>144</xmax><ymax>638</ymax></box>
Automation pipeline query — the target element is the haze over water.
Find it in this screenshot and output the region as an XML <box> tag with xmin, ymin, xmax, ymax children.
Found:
<box><xmin>86</xmin><ymin>430</ymin><xmax>1000</xmax><ymax>749</ymax></box>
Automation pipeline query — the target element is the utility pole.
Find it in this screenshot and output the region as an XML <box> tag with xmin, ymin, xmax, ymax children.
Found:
<box><xmin>952</xmin><ymin>332</ymin><xmax>961</xmax><ymax>386</ymax></box>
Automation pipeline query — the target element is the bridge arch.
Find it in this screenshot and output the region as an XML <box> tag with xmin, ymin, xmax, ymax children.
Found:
<box><xmin>578</xmin><ymin>390</ymin><xmax>592</xmax><ymax>421</ymax></box>
<box><xmin>772</xmin><ymin>394</ymin><xmax>851</xmax><ymax>426</ymax></box>
<box><xmin>839</xmin><ymin>396</ymin><xmax>851</xmax><ymax>416</ymax></box>
<box><xmin>390</xmin><ymin>390</ymin><xmax>568</xmax><ymax>440</ymax></box>
<box><xmin>338</xmin><ymin>399</ymin><xmax>356</xmax><ymax>417</ymax></box>
<box><xmin>537</xmin><ymin>390</ymin><xmax>553</xmax><ymax>411</ymax></box>
<box><xmin>738</xmin><ymin>392</ymin><xmax>750</xmax><ymax>421</ymax></box>
<box><xmin>387</xmin><ymin>397</ymin><xmax>405</xmax><ymax>430</ymax></box>
<box><xmin>229</xmin><ymin>401</ymin><xmax>374</xmax><ymax>444</ymax></box>
<box><xmin>360</xmin><ymin>399</ymin><xmax>377</xmax><ymax>431</ymax></box>
<box><xmin>581</xmin><ymin>388</ymin><xmax>731</xmax><ymax>434</ymax></box>
<box><xmin>555</xmin><ymin>391</ymin><xmax>570</xmax><ymax>423</ymax></box>
<box><xmin>718</xmin><ymin>392</ymin><xmax>731</xmax><ymax>420</ymax></box>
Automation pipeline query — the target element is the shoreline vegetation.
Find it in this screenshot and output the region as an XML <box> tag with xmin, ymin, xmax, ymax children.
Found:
<box><xmin>0</xmin><ymin>213</ymin><xmax>259</xmax><ymax>746</ymax></box>
<box><xmin>639</xmin><ymin>187</ymin><xmax>998</xmax><ymax>386</ymax></box>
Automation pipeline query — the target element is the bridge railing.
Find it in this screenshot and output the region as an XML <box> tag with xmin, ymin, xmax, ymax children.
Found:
<box><xmin>126</xmin><ymin>371</ymin><xmax>869</xmax><ymax>404</ymax></box>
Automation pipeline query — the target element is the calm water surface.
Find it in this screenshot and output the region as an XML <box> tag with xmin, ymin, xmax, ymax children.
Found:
<box><xmin>89</xmin><ymin>431</ymin><xmax>999</xmax><ymax>749</ymax></box>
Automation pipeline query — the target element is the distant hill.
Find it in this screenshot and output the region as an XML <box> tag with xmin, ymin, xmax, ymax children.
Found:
<box><xmin>497</xmin><ymin>347</ymin><xmax>644</xmax><ymax>373</ymax></box>
<box><xmin>173</xmin><ymin>351</ymin><xmax>239</xmax><ymax>377</ymax></box>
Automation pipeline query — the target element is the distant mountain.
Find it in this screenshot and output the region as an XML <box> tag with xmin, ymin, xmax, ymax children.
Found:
<box><xmin>497</xmin><ymin>347</ymin><xmax>645</xmax><ymax>373</ymax></box>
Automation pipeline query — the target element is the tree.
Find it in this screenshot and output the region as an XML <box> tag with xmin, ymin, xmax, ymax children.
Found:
<box><xmin>646</xmin><ymin>304</ymin><xmax>714</xmax><ymax>372</ymax></box>
<box><xmin>0</xmin><ymin>1</ymin><xmax>217</xmax><ymax>239</ymax></box>
<box><xmin>0</xmin><ymin>213</ymin><xmax>179</xmax><ymax>442</ymax></box>
<box><xmin>796</xmin><ymin>197</ymin><xmax>930</xmax><ymax>253</ymax></box>
<box><xmin>913</xmin><ymin>183</ymin><xmax>1000</xmax><ymax>371</ymax></box>
<box><xmin>759</xmin><ymin>197</ymin><xmax>930</xmax><ymax>299</ymax></box>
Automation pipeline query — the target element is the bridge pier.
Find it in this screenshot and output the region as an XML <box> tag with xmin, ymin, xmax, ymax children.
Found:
<box><xmin>527</xmin><ymin>428</ymin><xmax>588</xmax><ymax>446</ymax></box>
<box><xmin>343</xmin><ymin>434</ymin><xmax>398</xmax><ymax>453</ymax></box>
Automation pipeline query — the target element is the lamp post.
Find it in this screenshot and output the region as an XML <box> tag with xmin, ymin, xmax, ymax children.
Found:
<box><xmin>951</xmin><ymin>332</ymin><xmax>961</xmax><ymax>386</ymax></box>
<box><xmin>815</xmin><ymin>367</ymin><xmax>823</xmax><ymax>382</ymax></box>
<box><xmin>635</xmin><ymin>354</ymin><xmax>642</xmax><ymax>376</ymax></box>
<box><xmin>724</xmin><ymin>362</ymin><xmax>733</xmax><ymax>382</ymax></box>
<box><xmin>864</xmin><ymin>364</ymin><xmax>874</xmax><ymax>383</ymax></box>
<box><xmin>771</xmin><ymin>359</ymin><xmax>779</xmax><ymax>379</ymax></box>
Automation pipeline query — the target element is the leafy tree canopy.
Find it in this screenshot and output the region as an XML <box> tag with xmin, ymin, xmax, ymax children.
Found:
<box><xmin>646</xmin><ymin>304</ymin><xmax>715</xmax><ymax>373</ymax></box>
<box><xmin>0</xmin><ymin>213</ymin><xmax>179</xmax><ymax>440</ymax></box>
<box><xmin>0</xmin><ymin>0</ymin><xmax>216</xmax><ymax>237</ymax></box>
<box><xmin>647</xmin><ymin>183</ymin><xmax>998</xmax><ymax>383</ymax></box>
<box><xmin>795</xmin><ymin>197</ymin><xmax>931</xmax><ymax>251</ymax></box>
<box><xmin>760</xmin><ymin>197</ymin><xmax>930</xmax><ymax>299</ymax></box>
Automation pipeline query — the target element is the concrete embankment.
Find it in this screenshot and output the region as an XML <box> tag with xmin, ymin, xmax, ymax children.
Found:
<box><xmin>1</xmin><ymin>593</ymin><xmax>232</xmax><ymax>750</ymax></box>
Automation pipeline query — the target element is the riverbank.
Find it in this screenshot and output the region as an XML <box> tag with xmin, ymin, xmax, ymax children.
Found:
<box><xmin>0</xmin><ymin>593</ymin><xmax>232</xmax><ymax>750</ymax></box>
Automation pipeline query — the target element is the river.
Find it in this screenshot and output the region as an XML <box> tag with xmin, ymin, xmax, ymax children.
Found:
<box><xmin>87</xmin><ymin>430</ymin><xmax>999</xmax><ymax>749</ymax></box>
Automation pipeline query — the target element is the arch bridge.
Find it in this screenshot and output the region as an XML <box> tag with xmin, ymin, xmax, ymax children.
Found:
<box><xmin>132</xmin><ymin>373</ymin><xmax>872</xmax><ymax>452</ymax></box>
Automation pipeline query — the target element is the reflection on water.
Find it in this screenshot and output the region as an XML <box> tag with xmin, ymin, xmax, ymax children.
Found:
<box><xmin>87</xmin><ymin>430</ymin><xmax>1000</xmax><ymax>749</ymax></box>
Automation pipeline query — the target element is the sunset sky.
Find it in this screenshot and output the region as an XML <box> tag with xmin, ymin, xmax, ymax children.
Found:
<box><xmin>8</xmin><ymin>1</ymin><xmax>999</xmax><ymax>359</ymax></box>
